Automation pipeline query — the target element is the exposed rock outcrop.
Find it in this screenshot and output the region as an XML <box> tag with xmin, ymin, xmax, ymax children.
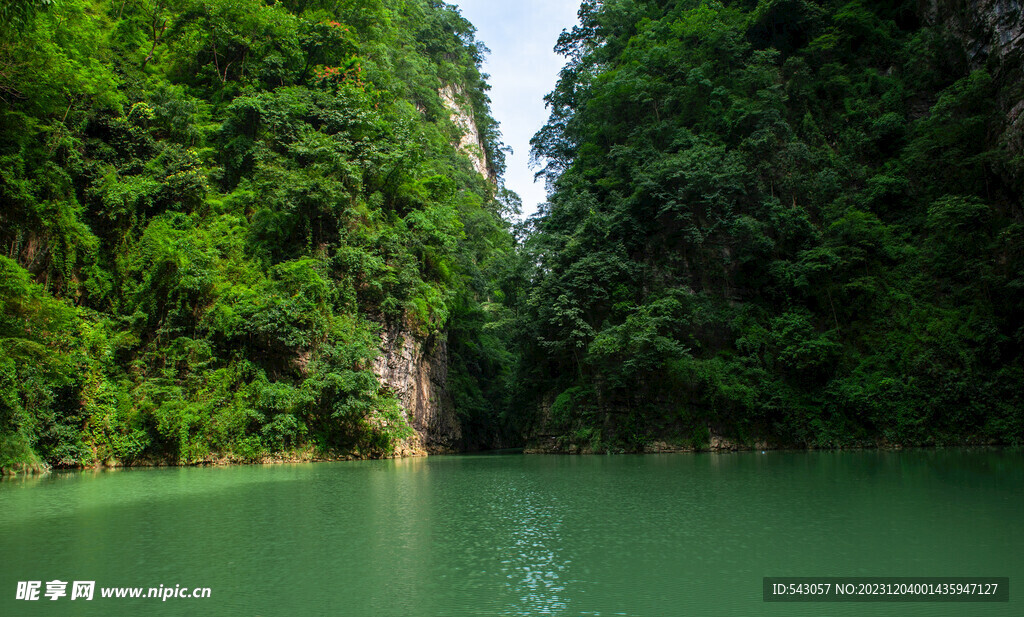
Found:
<box><xmin>373</xmin><ymin>324</ymin><xmax>461</xmax><ymax>454</ymax></box>
<box><xmin>920</xmin><ymin>0</ymin><xmax>1024</xmax><ymax>65</ymax></box>
<box><xmin>920</xmin><ymin>0</ymin><xmax>1024</xmax><ymax>149</ymax></box>
<box><xmin>365</xmin><ymin>86</ymin><xmax>496</xmax><ymax>458</ymax></box>
<box><xmin>439</xmin><ymin>83</ymin><xmax>496</xmax><ymax>182</ymax></box>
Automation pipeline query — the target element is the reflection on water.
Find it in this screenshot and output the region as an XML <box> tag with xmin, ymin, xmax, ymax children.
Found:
<box><xmin>497</xmin><ymin>487</ymin><xmax>567</xmax><ymax>616</ymax></box>
<box><xmin>1</xmin><ymin>449</ymin><xmax>1022</xmax><ymax>617</ymax></box>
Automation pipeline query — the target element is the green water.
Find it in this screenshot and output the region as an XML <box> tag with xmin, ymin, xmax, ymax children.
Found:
<box><xmin>1</xmin><ymin>450</ymin><xmax>1021</xmax><ymax>616</ymax></box>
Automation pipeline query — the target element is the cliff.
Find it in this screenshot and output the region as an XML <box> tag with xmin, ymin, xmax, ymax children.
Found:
<box><xmin>439</xmin><ymin>83</ymin><xmax>497</xmax><ymax>182</ymax></box>
<box><xmin>0</xmin><ymin>0</ymin><xmax>513</xmax><ymax>471</ymax></box>
<box><xmin>373</xmin><ymin>324</ymin><xmax>461</xmax><ymax>455</ymax></box>
<box><xmin>920</xmin><ymin>0</ymin><xmax>1024</xmax><ymax>65</ymax></box>
<box><xmin>369</xmin><ymin>83</ymin><xmax>499</xmax><ymax>456</ymax></box>
<box><xmin>514</xmin><ymin>0</ymin><xmax>1024</xmax><ymax>452</ymax></box>
<box><xmin>921</xmin><ymin>0</ymin><xmax>1024</xmax><ymax>148</ymax></box>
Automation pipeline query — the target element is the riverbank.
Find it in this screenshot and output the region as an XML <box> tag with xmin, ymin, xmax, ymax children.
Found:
<box><xmin>5</xmin><ymin>436</ymin><xmax>1016</xmax><ymax>477</ymax></box>
<box><xmin>0</xmin><ymin>444</ymin><xmax>427</xmax><ymax>477</ymax></box>
<box><xmin>523</xmin><ymin>434</ymin><xmax>1014</xmax><ymax>454</ymax></box>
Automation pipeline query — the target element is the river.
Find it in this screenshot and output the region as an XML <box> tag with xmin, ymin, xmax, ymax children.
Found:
<box><xmin>1</xmin><ymin>449</ymin><xmax>1021</xmax><ymax>616</ymax></box>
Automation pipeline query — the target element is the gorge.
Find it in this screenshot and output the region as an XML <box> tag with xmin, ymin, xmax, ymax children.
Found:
<box><xmin>2</xmin><ymin>0</ymin><xmax>1024</xmax><ymax>474</ymax></box>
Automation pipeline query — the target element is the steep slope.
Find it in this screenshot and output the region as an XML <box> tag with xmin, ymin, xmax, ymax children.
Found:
<box><xmin>373</xmin><ymin>78</ymin><xmax>505</xmax><ymax>456</ymax></box>
<box><xmin>921</xmin><ymin>0</ymin><xmax>1024</xmax><ymax>150</ymax></box>
<box><xmin>517</xmin><ymin>0</ymin><xmax>1024</xmax><ymax>452</ymax></box>
<box><xmin>0</xmin><ymin>0</ymin><xmax>516</xmax><ymax>472</ymax></box>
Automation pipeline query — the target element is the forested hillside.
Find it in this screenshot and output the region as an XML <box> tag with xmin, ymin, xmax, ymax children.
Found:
<box><xmin>4</xmin><ymin>0</ymin><xmax>1022</xmax><ymax>471</ymax></box>
<box><xmin>518</xmin><ymin>0</ymin><xmax>1024</xmax><ymax>451</ymax></box>
<box><xmin>0</xmin><ymin>0</ymin><xmax>517</xmax><ymax>471</ymax></box>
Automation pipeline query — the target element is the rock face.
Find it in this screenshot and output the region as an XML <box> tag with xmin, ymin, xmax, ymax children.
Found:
<box><xmin>367</xmin><ymin>85</ymin><xmax>496</xmax><ymax>458</ymax></box>
<box><xmin>439</xmin><ymin>83</ymin><xmax>496</xmax><ymax>182</ymax></box>
<box><xmin>920</xmin><ymin>0</ymin><xmax>1024</xmax><ymax>149</ymax></box>
<box><xmin>373</xmin><ymin>323</ymin><xmax>461</xmax><ymax>455</ymax></box>
<box><xmin>920</xmin><ymin>0</ymin><xmax>1024</xmax><ymax>65</ymax></box>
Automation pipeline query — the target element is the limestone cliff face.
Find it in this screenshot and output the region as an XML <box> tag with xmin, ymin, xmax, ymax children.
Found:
<box><xmin>920</xmin><ymin>0</ymin><xmax>1024</xmax><ymax>148</ymax></box>
<box><xmin>920</xmin><ymin>0</ymin><xmax>1024</xmax><ymax>64</ymax></box>
<box><xmin>368</xmin><ymin>84</ymin><xmax>496</xmax><ymax>457</ymax></box>
<box><xmin>439</xmin><ymin>83</ymin><xmax>496</xmax><ymax>182</ymax></box>
<box><xmin>373</xmin><ymin>323</ymin><xmax>461</xmax><ymax>455</ymax></box>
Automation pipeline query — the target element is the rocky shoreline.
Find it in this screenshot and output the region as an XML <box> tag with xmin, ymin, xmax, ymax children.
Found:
<box><xmin>0</xmin><ymin>445</ymin><xmax>427</xmax><ymax>477</ymax></box>
<box><xmin>4</xmin><ymin>438</ymin><xmax>1013</xmax><ymax>477</ymax></box>
<box><xmin>523</xmin><ymin>437</ymin><xmax>1010</xmax><ymax>455</ymax></box>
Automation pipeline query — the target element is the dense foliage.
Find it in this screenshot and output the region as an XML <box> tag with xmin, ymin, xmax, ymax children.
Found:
<box><xmin>518</xmin><ymin>0</ymin><xmax>1024</xmax><ymax>451</ymax></box>
<box><xmin>5</xmin><ymin>0</ymin><xmax>1022</xmax><ymax>470</ymax></box>
<box><xmin>0</xmin><ymin>0</ymin><xmax>516</xmax><ymax>470</ymax></box>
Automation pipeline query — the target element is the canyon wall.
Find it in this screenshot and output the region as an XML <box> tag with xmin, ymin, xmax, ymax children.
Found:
<box><xmin>439</xmin><ymin>83</ymin><xmax>497</xmax><ymax>182</ymax></box>
<box><xmin>373</xmin><ymin>324</ymin><xmax>461</xmax><ymax>455</ymax></box>
<box><xmin>372</xmin><ymin>83</ymin><xmax>496</xmax><ymax>455</ymax></box>
<box><xmin>921</xmin><ymin>0</ymin><xmax>1024</xmax><ymax>149</ymax></box>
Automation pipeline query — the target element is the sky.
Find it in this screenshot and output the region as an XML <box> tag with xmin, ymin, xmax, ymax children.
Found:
<box><xmin>452</xmin><ymin>1</ymin><xmax>582</xmax><ymax>219</ymax></box>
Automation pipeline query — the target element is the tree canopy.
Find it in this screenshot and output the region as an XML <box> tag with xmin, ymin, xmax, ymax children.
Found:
<box><xmin>0</xmin><ymin>0</ymin><xmax>516</xmax><ymax>471</ymax></box>
<box><xmin>515</xmin><ymin>0</ymin><xmax>1024</xmax><ymax>451</ymax></box>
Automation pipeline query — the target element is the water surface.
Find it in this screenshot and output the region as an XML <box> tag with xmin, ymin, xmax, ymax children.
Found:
<box><xmin>1</xmin><ymin>449</ymin><xmax>1021</xmax><ymax>616</ymax></box>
